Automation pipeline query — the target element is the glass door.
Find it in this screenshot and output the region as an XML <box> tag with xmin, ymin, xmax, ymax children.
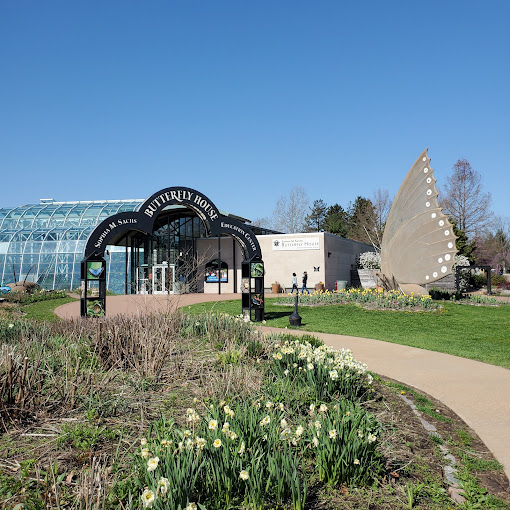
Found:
<box><xmin>152</xmin><ymin>264</ymin><xmax>167</xmax><ymax>294</ymax></box>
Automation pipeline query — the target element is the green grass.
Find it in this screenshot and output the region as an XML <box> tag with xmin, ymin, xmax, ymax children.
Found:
<box><xmin>185</xmin><ymin>298</ymin><xmax>510</xmax><ymax>369</ymax></box>
<box><xmin>21</xmin><ymin>296</ymin><xmax>77</xmax><ymax>321</ymax></box>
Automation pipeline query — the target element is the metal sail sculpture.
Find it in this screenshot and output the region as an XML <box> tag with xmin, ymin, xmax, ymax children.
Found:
<box><xmin>380</xmin><ymin>149</ymin><xmax>457</xmax><ymax>295</ymax></box>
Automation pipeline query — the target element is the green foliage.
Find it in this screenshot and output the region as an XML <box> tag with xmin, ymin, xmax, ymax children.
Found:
<box><xmin>324</xmin><ymin>203</ymin><xmax>349</xmax><ymax>236</ymax></box>
<box><xmin>58</xmin><ymin>423</ymin><xmax>120</xmax><ymax>450</ymax></box>
<box><xmin>303</xmin><ymin>198</ymin><xmax>328</xmax><ymax>232</ymax></box>
<box><xmin>451</xmin><ymin>221</ymin><xmax>476</xmax><ymax>262</ymax></box>
<box><xmin>429</xmin><ymin>287</ymin><xmax>464</xmax><ymax>301</ymax></box>
<box><xmin>133</xmin><ymin>337</ymin><xmax>384</xmax><ymax>509</ymax></box>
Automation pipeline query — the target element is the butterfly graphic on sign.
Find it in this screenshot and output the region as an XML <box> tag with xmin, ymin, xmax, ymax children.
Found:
<box><xmin>88</xmin><ymin>265</ymin><xmax>104</xmax><ymax>279</ymax></box>
<box><xmin>314</xmin><ymin>266</ymin><xmax>320</xmax><ymax>272</ymax></box>
<box><xmin>380</xmin><ymin>149</ymin><xmax>457</xmax><ymax>295</ymax></box>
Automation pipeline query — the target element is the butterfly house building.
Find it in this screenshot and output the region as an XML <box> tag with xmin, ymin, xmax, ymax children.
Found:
<box><xmin>0</xmin><ymin>188</ymin><xmax>372</xmax><ymax>296</ymax></box>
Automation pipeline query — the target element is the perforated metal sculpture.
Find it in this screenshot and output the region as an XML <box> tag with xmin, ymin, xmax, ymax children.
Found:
<box><xmin>380</xmin><ymin>149</ymin><xmax>457</xmax><ymax>295</ymax></box>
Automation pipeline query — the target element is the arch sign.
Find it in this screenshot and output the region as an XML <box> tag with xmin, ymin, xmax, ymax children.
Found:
<box><xmin>80</xmin><ymin>187</ymin><xmax>264</xmax><ymax>320</ymax></box>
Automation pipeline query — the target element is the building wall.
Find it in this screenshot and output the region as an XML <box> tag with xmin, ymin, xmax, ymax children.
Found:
<box><xmin>195</xmin><ymin>233</ymin><xmax>373</xmax><ymax>294</ymax></box>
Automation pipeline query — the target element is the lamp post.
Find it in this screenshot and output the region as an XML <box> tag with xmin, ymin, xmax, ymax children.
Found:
<box><xmin>289</xmin><ymin>293</ymin><xmax>302</xmax><ymax>326</ymax></box>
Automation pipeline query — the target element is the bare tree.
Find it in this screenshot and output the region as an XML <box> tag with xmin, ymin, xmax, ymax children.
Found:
<box><xmin>371</xmin><ymin>188</ymin><xmax>392</xmax><ymax>248</ymax></box>
<box><xmin>272</xmin><ymin>186</ymin><xmax>310</xmax><ymax>233</ymax></box>
<box><xmin>475</xmin><ymin>216</ymin><xmax>510</xmax><ymax>273</ymax></box>
<box><xmin>440</xmin><ymin>159</ymin><xmax>493</xmax><ymax>238</ymax></box>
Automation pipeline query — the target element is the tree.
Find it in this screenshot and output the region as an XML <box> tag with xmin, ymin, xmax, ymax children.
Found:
<box><xmin>347</xmin><ymin>196</ymin><xmax>376</xmax><ymax>245</ymax></box>
<box><xmin>324</xmin><ymin>203</ymin><xmax>349</xmax><ymax>237</ymax></box>
<box><xmin>440</xmin><ymin>159</ymin><xmax>493</xmax><ymax>238</ymax></box>
<box><xmin>303</xmin><ymin>199</ymin><xmax>328</xmax><ymax>232</ymax></box>
<box><xmin>451</xmin><ymin>221</ymin><xmax>476</xmax><ymax>263</ymax></box>
<box><xmin>371</xmin><ymin>188</ymin><xmax>392</xmax><ymax>248</ymax></box>
<box><xmin>475</xmin><ymin>217</ymin><xmax>510</xmax><ymax>272</ymax></box>
<box><xmin>271</xmin><ymin>186</ymin><xmax>310</xmax><ymax>233</ymax></box>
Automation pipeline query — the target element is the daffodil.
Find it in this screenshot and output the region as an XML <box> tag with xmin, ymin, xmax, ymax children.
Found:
<box><xmin>239</xmin><ymin>470</ymin><xmax>249</xmax><ymax>480</ymax></box>
<box><xmin>213</xmin><ymin>439</ymin><xmax>222</xmax><ymax>448</ymax></box>
<box><xmin>147</xmin><ymin>457</ymin><xmax>159</xmax><ymax>472</ymax></box>
<box><xmin>141</xmin><ymin>488</ymin><xmax>156</xmax><ymax>508</ymax></box>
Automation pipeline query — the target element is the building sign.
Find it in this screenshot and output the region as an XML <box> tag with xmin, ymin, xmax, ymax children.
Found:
<box><xmin>272</xmin><ymin>237</ymin><xmax>320</xmax><ymax>251</ymax></box>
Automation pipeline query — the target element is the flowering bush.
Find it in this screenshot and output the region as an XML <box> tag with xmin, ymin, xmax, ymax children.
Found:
<box><xmin>134</xmin><ymin>338</ymin><xmax>383</xmax><ymax>509</ymax></box>
<box><xmin>358</xmin><ymin>251</ymin><xmax>381</xmax><ymax>270</ymax></box>
<box><xmin>453</xmin><ymin>254</ymin><xmax>470</xmax><ymax>290</ymax></box>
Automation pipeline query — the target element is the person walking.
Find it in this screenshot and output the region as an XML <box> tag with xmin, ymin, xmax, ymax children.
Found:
<box><xmin>301</xmin><ymin>271</ymin><xmax>309</xmax><ymax>294</ymax></box>
<box><xmin>291</xmin><ymin>272</ymin><xmax>299</xmax><ymax>293</ymax></box>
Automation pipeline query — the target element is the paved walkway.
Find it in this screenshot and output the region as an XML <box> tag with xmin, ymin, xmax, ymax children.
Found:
<box><xmin>55</xmin><ymin>294</ymin><xmax>510</xmax><ymax>481</ymax></box>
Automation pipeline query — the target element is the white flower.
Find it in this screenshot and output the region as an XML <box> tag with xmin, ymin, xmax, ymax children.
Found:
<box><xmin>208</xmin><ymin>420</ymin><xmax>218</xmax><ymax>430</ymax></box>
<box><xmin>158</xmin><ymin>477</ymin><xmax>170</xmax><ymax>496</ymax></box>
<box><xmin>295</xmin><ymin>425</ymin><xmax>304</xmax><ymax>437</ymax></box>
<box><xmin>283</xmin><ymin>369</ymin><xmax>289</xmax><ymax>376</ymax></box>
<box><xmin>185</xmin><ymin>503</ymin><xmax>198</xmax><ymax>510</ymax></box>
<box><xmin>213</xmin><ymin>439</ymin><xmax>222</xmax><ymax>448</ymax></box>
<box><xmin>147</xmin><ymin>457</ymin><xmax>159</xmax><ymax>472</ymax></box>
<box><xmin>367</xmin><ymin>433</ymin><xmax>377</xmax><ymax>443</ymax></box>
<box><xmin>260</xmin><ymin>415</ymin><xmax>270</xmax><ymax>427</ymax></box>
<box><xmin>224</xmin><ymin>405</ymin><xmax>234</xmax><ymax>418</ymax></box>
<box><xmin>357</xmin><ymin>430</ymin><xmax>364</xmax><ymax>439</ymax></box>
<box><xmin>314</xmin><ymin>420</ymin><xmax>321</xmax><ymax>429</ymax></box>
<box><xmin>329</xmin><ymin>429</ymin><xmax>337</xmax><ymax>439</ymax></box>
<box><xmin>140</xmin><ymin>448</ymin><xmax>150</xmax><ymax>459</ymax></box>
<box><xmin>140</xmin><ymin>438</ymin><xmax>147</xmax><ymax>446</ymax></box>
<box><xmin>8</xmin><ymin>324</ymin><xmax>14</xmax><ymax>328</ymax></box>
<box><xmin>278</xmin><ymin>403</ymin><xmax>285</xmax><ymax>410</ymax></box>
<box><xmin>195</xmin><ymin>437</ymin><xmax>206</xmax><ymax>449</ymax></box>
<box><xmin>329</xmin><ymin>369</ymin><xmax>338</xmax><ymax>380</ymax></box>
<box><xmin>141</xmin><ymin>488</ymin><xmax>156</xmax><ymax>508</ymax></box>
<box><xmin>280</xmin><ymin>418</ymin><xmax>288</xmax><ymax>429</ymax></box>
<box><xmin>183</xmin><ymin>429</ymin><xmax>192</xmax><ymax>437</ymax></box>
<box><xmin>239</xmin><ymin>469</ymin><xmax>249</xmax><ymax>480</ymax></box>
<box><xmin>307</xmin><ymin>363</ymin><xmax>314</xmax><ymax>370</ymax></box>
<box><xmin>319</xmin><ymin>404</ymin><xmax>328</xmax><ymax>413</ymax></box>
<box><xmin>354</xmin><ymin>458</ymin><xmax>360</xmax><ymax>465</ymax></box>
<box><xmin>265</xmin><ymin>401</ymin><xmax>274</xmax><ymax>409</ymax></box>
<box><xmin>312</xmin><ymin>437</ymin><xmax>319</xmax><ymax>447</ymax></box>
<box><xmin>238</xmin><ymin>441</ymin><xmax>245</xmax><ymax>454</ymax></box>
<box><xmin>161</xmin><ymin>439</ymin><xmax>172</xmax><ymax>447</ymax></box>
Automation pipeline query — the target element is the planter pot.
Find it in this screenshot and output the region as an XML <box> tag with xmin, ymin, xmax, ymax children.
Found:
<box><xmin>271</xmin><ymin>283</ymin><xmax>281</xmax><ymax>294</ymax></box>
<box><xmin>357</xmin><ymin>269</ymin><xmax>377</xmax><ymax>289</ymax></box>
<box><xmin>315</xmin><ymin>283</ymin><xmax>324</xmax><ymax>292</ymax></box>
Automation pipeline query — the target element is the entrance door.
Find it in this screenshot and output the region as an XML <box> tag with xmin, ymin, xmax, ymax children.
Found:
<box><xmin>152</xmin><ymin>264</ymin><xmax>175</xmax><ymax>294</ymax></box>
<box><xmin>152</xmin><ymin>264</ymin><xmax>166</xmax><ymax>294</ymax></box>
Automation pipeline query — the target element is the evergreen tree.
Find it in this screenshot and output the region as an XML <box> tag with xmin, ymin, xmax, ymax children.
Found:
<box><xmin>324</xmin><ymin>204</ymin><xmax>349</xmax><ymax>237</ymax></box>
<box><xmin>303</xmin><ymin>199</ymin><xmax>328</xmax><ymax>232</ymax></box>
<box><xmin>451</xmin><ymin>221</ymin><xmax>476</xmax><ymax>263</ymax></box>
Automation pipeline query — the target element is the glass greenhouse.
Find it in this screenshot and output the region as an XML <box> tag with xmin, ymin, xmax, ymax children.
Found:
<box><xmin>0</xmin><ymin>199</ymin><xmax>142</xmax><ymax>294</ymax></box>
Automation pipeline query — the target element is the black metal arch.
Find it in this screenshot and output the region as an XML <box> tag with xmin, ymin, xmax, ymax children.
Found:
<box><xmin>84</xmin><ymin>186</ymin><xmax>262</xmax><ymax>260</ymax></box>
<box><xmin>81</xmin><ymin>186</ymin><xmax>264</xmax><ymax>319</ymax></box>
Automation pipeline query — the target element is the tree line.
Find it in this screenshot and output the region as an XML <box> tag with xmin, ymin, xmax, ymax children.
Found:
<box><xmin>253</xmin><ymin>159</ymin><xmax>509</xmax><ymax>273</ymax></box>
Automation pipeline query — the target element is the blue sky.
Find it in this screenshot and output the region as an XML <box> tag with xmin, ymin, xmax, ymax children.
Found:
<box><xmin>1</xmin><ymin>1</ymin><xmax>508</xmax><ymax>223</ymax></box>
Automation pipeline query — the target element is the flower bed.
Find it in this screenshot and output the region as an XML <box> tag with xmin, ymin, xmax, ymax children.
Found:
<box><xmin>135</xmin><ymin>337</ymin><xmax>382</xmax><ymax>509</ymax></box>
<box><xmin>276</xmin><ymin>288</ymin><xmax>440</xmax><ymax>312</ymax></box>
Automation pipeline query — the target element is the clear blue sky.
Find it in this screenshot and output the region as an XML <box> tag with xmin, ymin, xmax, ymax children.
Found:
<box><xmin>1</xmin><ymin>1</ymin><xmax>508</xmax><ymax>223</ymax></box>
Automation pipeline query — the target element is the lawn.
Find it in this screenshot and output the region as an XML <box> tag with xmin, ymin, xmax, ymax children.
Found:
<box><xmin>186</xmin><ymin>298</ymin><xmax>510</xmax><ymax>369</ymax></box>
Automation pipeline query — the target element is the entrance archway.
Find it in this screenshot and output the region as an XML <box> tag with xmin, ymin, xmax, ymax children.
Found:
<box><xmin>80</xmin><ymin>187</ymin><xmax>264</xmax><ymax>320</ymax></box>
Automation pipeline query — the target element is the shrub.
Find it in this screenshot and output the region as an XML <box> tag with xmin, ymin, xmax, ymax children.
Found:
<box><xmin>358</xmin><ymin>252</ymin><xmax>381</xmax><ymax>270</ymax></box>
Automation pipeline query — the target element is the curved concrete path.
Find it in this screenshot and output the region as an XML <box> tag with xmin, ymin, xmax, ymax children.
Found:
<box><xmin>56</xmin><ymin>294</ymin><xmax>510</xmax><ymax>480</ymax></box>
